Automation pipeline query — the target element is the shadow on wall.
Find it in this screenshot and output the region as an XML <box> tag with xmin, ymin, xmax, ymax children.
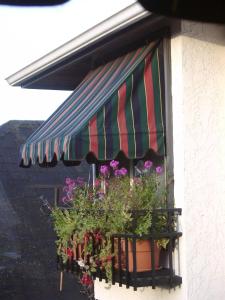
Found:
<box><xmin>0</xmin><ymin>120</ymin><xmax>89</xmax><ymax>300</ymax></box>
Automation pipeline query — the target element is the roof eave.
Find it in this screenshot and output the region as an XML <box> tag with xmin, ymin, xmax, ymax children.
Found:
<box><xmin>6</xmin><ymin>2</ymin><xmax>150</xmax><ymax>88</ymax></box>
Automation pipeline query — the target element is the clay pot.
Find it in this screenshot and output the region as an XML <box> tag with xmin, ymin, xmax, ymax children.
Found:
<box><xmin>118</xmin><ymin>239</ymin><xmax>160</xmax><ymax>272</ymax></box>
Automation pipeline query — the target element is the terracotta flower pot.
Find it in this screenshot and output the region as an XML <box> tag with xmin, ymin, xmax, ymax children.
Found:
<box><xmin>118</xmin><ymin>239</ymin><xmax>160</xmax><ymax>272</ymax></box>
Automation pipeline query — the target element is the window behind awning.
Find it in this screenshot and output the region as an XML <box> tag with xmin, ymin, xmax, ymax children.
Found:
<box><xmin>20</xmin><ymin>40</ymin><xmax>165</xmax><ymax>167</ymax></box>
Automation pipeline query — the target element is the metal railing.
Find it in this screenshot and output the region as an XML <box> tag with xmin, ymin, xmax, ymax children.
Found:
<box><xmin>57</xmin><ymin>208</ymin><xmax>182</xmax><ymax>291</ymax></box>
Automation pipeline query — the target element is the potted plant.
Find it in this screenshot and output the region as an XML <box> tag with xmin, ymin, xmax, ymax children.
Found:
<box><xmin>51</xmin><ymin>160</ymin><xmax>169</xmax><ymax>286</ymax></box>
<box><xmin>101</xmin><ymin>161</ymin><xmax>167</xmax><ymax>274</ymax></box>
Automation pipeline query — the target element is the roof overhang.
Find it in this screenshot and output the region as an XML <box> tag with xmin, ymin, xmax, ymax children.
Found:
<box><xmin>6</xmin><ymin>2</ymin><xmax>178</xmax><ymax>91</ymax></box>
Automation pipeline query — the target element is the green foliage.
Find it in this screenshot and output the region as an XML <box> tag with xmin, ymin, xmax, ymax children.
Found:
<box><xmin>51</xmin><ymin>162</ymin><xmax>169</xmax><ymax>283</ymax></box>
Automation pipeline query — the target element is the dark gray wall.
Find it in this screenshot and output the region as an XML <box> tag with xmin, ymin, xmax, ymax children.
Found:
<box><xmin>0</xmin><ymin>120</ymin><xmax>89</xmax><ymax>300</ymax></box>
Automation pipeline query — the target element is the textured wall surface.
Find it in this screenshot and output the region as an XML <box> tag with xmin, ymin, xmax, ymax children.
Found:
<box><xmin>95</xmin><ymin>279</ymin><xmax>183</xmax><ymax>300</ymax></box>
<box><xmin>172</xmin><ymin>22</ymin><xmax>225</xmax><ymax>300</ymax></box>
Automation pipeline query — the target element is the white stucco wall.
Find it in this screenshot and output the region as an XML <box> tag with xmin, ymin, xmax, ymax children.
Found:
<box><xmin>95</xmin><ymin>21</ymin><xmax>225</xmax><ymax>300</ymax></box>
<box><xmin>172</xmin><ymin>22</ymin><xmax>225</xmax><ymax>300</ymax></box>
<box><xmin>95</xmin><ymin>278</ymin><xmax>183</xmax><ymax>300</ymax></box>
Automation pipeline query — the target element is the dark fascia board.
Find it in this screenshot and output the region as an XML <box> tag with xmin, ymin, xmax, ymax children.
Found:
<box><xmin>7</xmin><ymin>14</ymin><xmax>180</xmax><ymax>91</ymax></box>
<box><xmin>0</xmin><ymin>0</ymin><xmax>69</xmax><ymax>5</ymax></box>
<box><xmin>138</xmin><ymin>0</ymin><xmax>225</xmax><ymax>24</ymax></box>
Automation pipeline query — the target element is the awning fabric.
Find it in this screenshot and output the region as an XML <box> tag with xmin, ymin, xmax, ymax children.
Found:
<box><xmin>21</xmin><ymin>40</ymin><xmax>165</xmax><ymax>167</ymax></box>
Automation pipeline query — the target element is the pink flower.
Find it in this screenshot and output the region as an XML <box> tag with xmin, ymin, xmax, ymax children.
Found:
<box><xmin>114</xmin><ymin>167</ymin><xmax>128</xmax><ymax>177</ymax></box>
<box><xmin>110</xmin><ymin>160</ymin><xmax>119</xmax><ymax>169</ymax></box>
<box><xmin>100</xmin><ymin>165</ymin><xmax>109</xmax><ymax>176</ymax></box>
<box><xmin>68</xmin><ymin>182</ymin><xmax>75</xmax><ymax>192</ymax></box>
<box><xmin>81</xmin><ymin>273</ymin><xmax>93</xmax><ymax>286</ymax></box>
<box><xmin>94</xmin><ymin>179</ymin><xmax>101</xmax><ymax>187</ymax></box>
<box><xmin>65</xmin><ymin>177</ymin><xmax>71</xmax><ymax>185</ymax></box>
<box><xmin>144</xmin><ymin>160</ymin><xmax>153</xmax><ymax>169</ymax></box>
<box><xmin>94</xmin><ymin>231</ymin><xmax>102</xmax><ymax>242</ymax></box>
<box><xmin>120</xmin><ymin>167</ymin><xmax>128</xmax><ymax>176</ymax></box>
<box><xmin>66</xmin><ymin>247</ymin><xmax>73</xmax><ymax>259</ymax></box>
<box><xmin>156</xmin><ymin>166</ymin><xmax>163</xmax><ymax>174</ymax></box>
<box><xmin>69</xmin><ymin>179</ymin><xmax>76</xmax><ymax>186</ymax></box>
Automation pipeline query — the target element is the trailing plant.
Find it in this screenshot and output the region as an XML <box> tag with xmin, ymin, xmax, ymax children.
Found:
<box><xmin>51</xmin><ymin>160</ymin><xmax>169</xmax><ymax>286</ymax></box>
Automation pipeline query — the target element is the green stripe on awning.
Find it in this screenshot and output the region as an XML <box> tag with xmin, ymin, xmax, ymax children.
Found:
<box><xmin>20</xmin><ymin>40</ymin><xmax>165</xmax><ymax>167</ymax></box>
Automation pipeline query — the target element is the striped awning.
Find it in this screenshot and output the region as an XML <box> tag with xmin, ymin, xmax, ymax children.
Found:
<box><xmin>20</xmin><ymin>40</ymin><xmax>165</xmax><ymax>167</ymax></box>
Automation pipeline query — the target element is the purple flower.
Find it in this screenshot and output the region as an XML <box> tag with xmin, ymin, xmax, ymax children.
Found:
<box><xmin>65</xmin><ymin>177</ymin><xmax>72</xmax><ymax>185</ymax></box>
<box><xmin>120</xmin><ymin>167</ymin><xmax>128</xmax><ymax>176</ymax></box>
<box><xmin>114</xmin><ymin>169</ymin><xmax>121</xmax><ymax>177</ymax></box>
<box><xmin>100</xmin><ymin>165</ymin><xmax>109</xmax><ymax>176</ymax></box>
<box><xmin>110</xmin><ymin>160</ymin><xmax>119</xmax><ymax>169</ymax></box>
<box><xmin>156</xmin><ymin>166</ymin><xmax>163</xmax><ymax>174</ymax></box>
<box><xmin>68</xmin><ymin>179</ymin><xmax>76</xmax><ymax>188</ymax></box>
<box><xmin>144</xmin><ymin>160</ymin><xmax>153</xmax><ymax>170</ymax></box>
<box><xmin>114</xmin><ymin>168</ymin><xmax>127</xmax><ymax>177</ymax></box>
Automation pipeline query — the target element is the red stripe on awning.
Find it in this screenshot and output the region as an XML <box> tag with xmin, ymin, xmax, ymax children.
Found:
<box><xmin>117</xmin><ymin>82</ymin><xmax>129</xmax><ymax>156</ymax></box>
<box><xmin>144</xmin><ymin>55</ymin><xmax>158</xmax><ymax>152</ymax></box>
<box><xmin>89</xmin><ymin>115</ymin><xmax>98</xmax><ymax>157</ymax></box>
